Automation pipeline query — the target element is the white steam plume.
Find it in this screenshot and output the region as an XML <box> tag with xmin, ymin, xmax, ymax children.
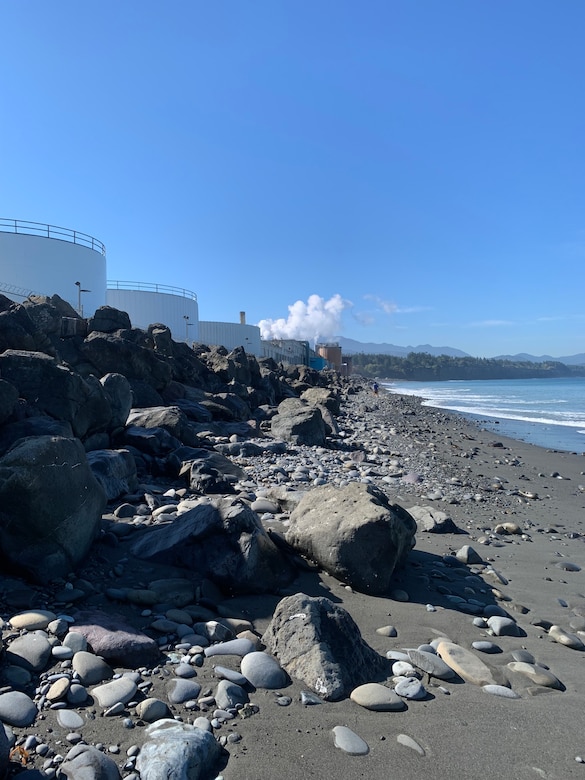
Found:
<box><xmin>258</xmin><ymin>294</ymin><xmax>351</xmax><ymax>344</ymax></box>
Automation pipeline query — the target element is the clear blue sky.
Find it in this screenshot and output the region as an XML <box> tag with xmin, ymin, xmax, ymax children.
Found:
<box><xmin>1</xmin><ymin>1</ymin><xmax>584</xmax><ymax>357</ymax></box>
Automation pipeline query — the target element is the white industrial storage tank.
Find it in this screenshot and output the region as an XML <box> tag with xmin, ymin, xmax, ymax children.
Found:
<box><xmin>198</xmin><ymin>320</ymin><xmax>262</xmax><ymax>356</ymax></box>
<box><xmin>0</xmin><ymin>219</ymin><xmax>106</xmax><ymax>315</ymax></box>
<box><xmin>106</xmin><ymin>281</ymin><xmax>200</xmax><ymax>343</ymax></box>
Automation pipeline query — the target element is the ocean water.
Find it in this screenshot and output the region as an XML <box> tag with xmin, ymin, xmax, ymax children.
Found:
<box><xmin>382</xmin><ymin>376</ymin><xmax>585</xmax><ymax>453</ymax></box>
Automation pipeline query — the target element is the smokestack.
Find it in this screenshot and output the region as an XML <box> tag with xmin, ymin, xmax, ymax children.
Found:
<box><xmin>240</xmin><ymin>311</ymin><xmax>246</xmax><ymax>325</ymax></box>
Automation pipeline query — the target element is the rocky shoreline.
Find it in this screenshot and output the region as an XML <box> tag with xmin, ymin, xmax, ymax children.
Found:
<box><xmin>1</xmin><ymin>295</ymin><xmax>585</xmax><ymax>780</ymax></box>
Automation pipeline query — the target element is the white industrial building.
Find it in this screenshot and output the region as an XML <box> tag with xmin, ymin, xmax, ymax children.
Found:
<box><xmin>0</xmin><ymin>218</ymin><xmax>265</xmax><ymax>356</ymax></box>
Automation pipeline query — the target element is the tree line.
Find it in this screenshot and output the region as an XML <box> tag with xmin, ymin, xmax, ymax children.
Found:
<box><xmin>350</xmin><ymin>352</ymin><xmax>585</xmax><ymax>381</ymax></box>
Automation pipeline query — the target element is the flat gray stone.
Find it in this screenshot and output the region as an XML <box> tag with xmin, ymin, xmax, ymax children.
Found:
<box><xmin>214</xmin><ymin>679</ymin><xmax>249</xmax><ymax>709</ymax></box>
<box><xmin>350</xmin><ymin>683</ymin><xmax>405</xmax><ymax>711</ymax></box>
<box><xmin>72</xmin><ymin>651</ymin><xmax>113</xmax><ymax>686</ymax></box>
<box><xmin>167</xmin><ymin>679</ymin><xmax>202</xmax><ymax>705</ymax></box>
<box><xmin>204</xmin><ymin>638</ymin><xmax>255</xmax><ymax>657</ymax></box>
<box><xmin>408</xmin><ymin>649</ymin><xmax>456</xmax><ymax>680</ymax></box>
<box><xmin>57</xmin><ymin>710</ymin><xmax>85</xmax><ymax>729</ymax></box>
<box><xmin>483</xmin><ymin>684</ymin><xmax>520</xmax><ymax>699</ymax></box>
<box><xmin>213</xmin><ymin>666</ymin><xmax>249</xmax><ymax>686</ymax></box>
<box><xmin>472</xmin><ymin>641</ymin><xmax>502</xmax><ymax>654</ymax></box>
<box><xmin>92</xmin><ymin>677</ymin><xmax>137</xmax><ymax>708</ymax></box>
<box><xmin>332</xmin><ymin>725</ymin><xmax>369</xmax><ymax>755</ymax></box>
<box><xmin>507</xmin><ymin>662</ymin><xmax>563</xmax><ymax>689</ymax></box>
<box><xmin>549</xmin><ymin>625</ymin><xmax>585</xmax><ymax>650</ymax></box>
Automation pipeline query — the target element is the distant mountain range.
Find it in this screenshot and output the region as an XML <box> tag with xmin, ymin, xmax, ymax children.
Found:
<box><xmin>336</xmin><ymin>337</ymin><xmax>585</xmax><ymax>365</ymax></box>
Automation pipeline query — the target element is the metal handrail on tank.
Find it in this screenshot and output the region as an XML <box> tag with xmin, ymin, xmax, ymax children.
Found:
<box><xmin>0</xmin><ymin>218</ymin><xmax>106</xmax><ymax>255</ymax></box>
<box><xmin>107</xmin><ymin>280</ymin><xmax>198</xmax><ymax>301</ymax></box>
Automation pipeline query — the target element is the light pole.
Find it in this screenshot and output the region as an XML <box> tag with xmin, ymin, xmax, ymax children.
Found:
<box><xmin>75</xmin><ymin>281</ymin><xmax>90</xmax><ymax>316</ymax></box>
<box><xmin>183</xmin><ymin>314</ymin><xmax>190</xmax><ymax>341</ymax></box>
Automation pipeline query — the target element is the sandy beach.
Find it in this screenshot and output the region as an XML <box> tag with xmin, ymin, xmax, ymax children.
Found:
<box><xmin>3</xmin><ymin>382</ymin><xmax>585</xmax><ymax>780</ymax></box>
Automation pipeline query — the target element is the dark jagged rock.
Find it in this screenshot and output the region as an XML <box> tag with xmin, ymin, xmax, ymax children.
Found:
<box><xmin>130</xmin><ymin>497</ymin><xmax>297</xmax><ymax>594</ymax></box>
<box><xmin>270</xmin><ymin>397</ymin><xmax>327</xmax><ymax>446</ymax></box>
<box><xmin>0</xmin><ymin>379</ymin><xmax>18</xmax><ymax>426</ymax></box>
<box><xmin>88</xmin><ymin>305</ymin><xmax>132</xmax><ymax>334</ymax></box>
<box><xmin>0</xmin><ymin>436</ymin><xmax>106</xmax><ymax>582</ymax></box>
<box><xmin>85</xmin><ymin>448</ymin><xmax>138</xmax><ymax>500</ymax></box>
<box><xmin>126</xmin><ymin>406</ymin><xmax>201</xmax><ymax>447</ymax></box>
<box><xmin>166</xmin><ymin>446</ymin><xmax>246</xmax><ymax>492</ymax></box>
<box><xmin>80</xmin><ymin>332</ymin><xmax>172</xmax><ymax>391</ymax></box>
<box><xmin>263</xmin><ymin>592</ymin><xmax>390</xmax><ymax>701</ymax></box>
<box><xmin>0</xmin><ymin>350</ymin><xmax>96</xmax><ymax>438</ymax></box>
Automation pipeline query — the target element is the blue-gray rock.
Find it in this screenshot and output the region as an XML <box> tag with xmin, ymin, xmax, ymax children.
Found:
<box><xmin>72</xmin><ymin>651</ymin><xmax>113</xmax><ymax>686</ymax></box>
<box><xmin>135</xmin><ymin>719</ymin><xmax>224</xmax><ymax>780</ymax></box>
<box><xmin>239</xmin><ymin>652</ymin><xmax>288</xmax><ymax>689</ymax></box>
<box><xmin>5</xmin><ymin>633</ymin><xmax>52</xmax><ymax>672</ymax></box>
<box><xmin>0</xmin><ymin>691</ymin><xmax>37</xmax><ymax>727</ymax></box>
<box><xmin>487</xmin><ymin>616</ymin><xmax>522</xmax><ymax>637</ymax></box>
<box><xmin>472</xmin><ymin>641</ymin><xmax>502</xmax><ymax>654</ymax></box>
<box><xmin>57</xmin><ymin>710</ymin><xmax>85</xmax><ymax>729</ymax></box>
<box><xmin>213</xmin><ymin>666</ymin><xmax>249</xmax><ymax>686</ymax></box>
<box><xmin>394</xmin><ymin>677</ymin><xmax>426</xmax><ymax>700</ymax></box>
<box><xmin>167</xmin><ymin>679</ymin><xmax>202</xmax><ymax>705</ymax></box>
<box><xmin>59</xmin><ymin>744</ymin><xmax>121</xmax><ymax>779</ymax></box>
<box><xmin>407</xmin><ymin>649</ymin><xmax>456</xmax><ymax>680</ymax></box>
<box><xmin>214</xmin><ymin>679</ymin><xmax>249</xmax><ymax>709</ymax></box>
<box><xmin>92</xmin><ymin>677</ymin><xmax>137</xmax><ymax>708</ymax></box>
<box><xmin>483</xmin><ymin>684</ymin><xmax>520</xmax><ymax>698</ymax></box>
<box><xmin>204</xmin><ymin>638</ymin><xmax>255</xmax><ymax>657</ymax></box>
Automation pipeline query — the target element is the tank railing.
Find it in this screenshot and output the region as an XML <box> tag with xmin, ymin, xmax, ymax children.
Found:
<box><xmin>0</xmin><ymin>218</ymin><xmax>106</xmax><ymax>256</ymax></box>
<box><xmin>107</xmin><ymin>280</ymin><xmax>198</xmax><ymax>302</ymax></box>
<box><xmin>0</xmin><ymin>281</ymin><xmax>40</xmax><ymax>300</ymax></box>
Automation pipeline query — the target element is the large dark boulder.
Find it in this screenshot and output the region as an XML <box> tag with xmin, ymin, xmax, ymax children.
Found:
<box><xmin>100</xmin><ymin>373</ymin><xmax>133</xmax><ymax>430</ymax></box>
<box><xmin>0</xmin><ymin>351</ymin><xmax>95</xmax><ymax>437</ymax></box>
<box><xmin>286</xmin><ymin>483</ymin><xmax>417</xmax><ymax>596</ymax></box>
<box><xmin>88</xmin><ymin>306</ymin><xmax>132</xmax><ymax>334</ymax></box>
<box><xmin>0</xmin><ymin>436</ymin><xmax>106</xmax><ymax>582</ymax></box>
<box><xmin>0</xmin><ymin>416</ymin><xmax>74</xmax><ymax>457</ymax></box>
<box><xmin>80</xmin><ymin>332</ymin><xmax>171</xmax><ymax>391</ymax></box>
<box><xmin>130</xmin><ymin>497</ymin><xmax>297</xmax><ymax>594</ymax></box>
<box><xmin>126</xmin><ymin>406</ymin><xmax>200</xmax><ymax>447</ymax></box>
<box><xmin>270</xmin><ymin>398</ymin><xmax>327</xmax><ymax>446</ymax></box>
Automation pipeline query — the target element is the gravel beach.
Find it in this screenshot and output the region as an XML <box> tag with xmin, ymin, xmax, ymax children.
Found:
<box><xmin>2</xmin><ymin>383</ymin><xmax>585</xmax><ymax>780</ymax></box>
